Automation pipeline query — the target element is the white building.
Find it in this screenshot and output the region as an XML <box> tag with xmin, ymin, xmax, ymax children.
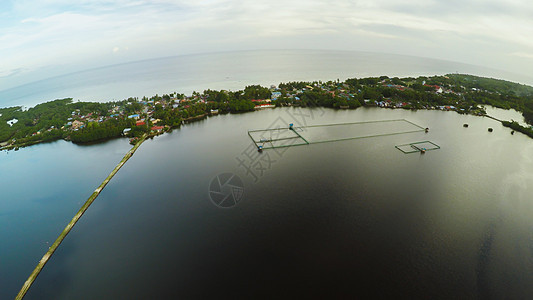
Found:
<box><xmin>7</xmin><ymin>119</ymin><xmax>18</xmax><ymax>127</ymax></box>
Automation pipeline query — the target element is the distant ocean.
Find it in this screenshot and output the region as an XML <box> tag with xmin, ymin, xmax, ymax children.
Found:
<box><xmin>1</xmin><ymin>49</ymin><xmax>531</xmax><ymax>108</ymax></box>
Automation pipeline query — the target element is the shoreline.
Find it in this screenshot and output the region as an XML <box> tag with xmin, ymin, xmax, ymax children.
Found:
<box><xmin>2</xmin><ymin>74</ymin><xmax>533</xmax><ymax>152</ymax></box>
<box><xmin>2</xmin><ymin>105</ymin><xmax>529</xmax><ymax>153</ymax></box>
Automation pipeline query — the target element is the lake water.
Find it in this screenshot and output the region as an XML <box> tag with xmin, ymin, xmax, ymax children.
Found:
<box><xmin>2</xmin><ymin>105</ymin><xmax>533</xmax><ymax>299</ymax></box>
<box><xmin>2</xmin><ymin>50</ymin><xmax>533</xmax><ymax>299</ymax></box>
<box><xmin>484</xmin><ymin>105</ymin><xmax>529</xmax><ymax>127</ymax></box>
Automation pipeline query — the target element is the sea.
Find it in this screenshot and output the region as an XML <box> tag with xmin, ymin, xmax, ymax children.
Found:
<box><xmin>1</xmin><ymin>49</ymin><xmax>532</xmax><ymax>108</ymax></box>
<box><xmin>1</xmin><ymin>50</ymin><xmax>533</xmax><ymax>299</ymax></box>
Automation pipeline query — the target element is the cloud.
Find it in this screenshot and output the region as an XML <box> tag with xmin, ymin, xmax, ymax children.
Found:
<box><xmin>0</xmin><ymin>0</ymin><xmax>532</xmax><ymax>89</ymax></box>
<box><xmin>0</xmin><ymin>68</ymin><xmax>27</xmax><ymax>78</ymax></box>
<box><xmin>511</xmin><ymin>52</ymin><xmax>533</xmax><ymax>60</ymax></box>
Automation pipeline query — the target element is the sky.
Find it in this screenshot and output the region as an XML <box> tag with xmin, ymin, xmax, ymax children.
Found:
<box><xmin>1</xmin><ymin>0</ymin><xmax>532</xmax><ymax>90</ymax></box>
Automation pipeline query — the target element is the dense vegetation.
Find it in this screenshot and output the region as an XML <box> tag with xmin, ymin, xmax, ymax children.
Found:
<box><xmin>446</xmin><ymin>74</ymin><xmax>533</xmax><ymax>97</ymax></box>
<box><xmin>70</xmin><ymin>118</ymin><xmax>135</xmax><ymax>143</ymax></box>
<box><xmin>502</xmin><ymin>121</ymin><xmax>533</xmax><ymax>138</ymax></box>
<box><xmin>0</xmin><ymin>99</ymin><xmax>121</xmax><ymax>145</ymax></box>
<box><xmin>277</xmin><ymin>74</ymin><xmax>533</xmax><ymax>124</ymax></box>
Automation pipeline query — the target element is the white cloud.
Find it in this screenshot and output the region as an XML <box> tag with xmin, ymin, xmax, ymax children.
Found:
<box><xmin>511</xmin><ymin>52</ymin><xmax>533</xmax><ymax>60</ymax></box>
<box><xmin>0</xmin><ymin>0</ymin><xmax>532</xmax><ymax>90</ymax></box>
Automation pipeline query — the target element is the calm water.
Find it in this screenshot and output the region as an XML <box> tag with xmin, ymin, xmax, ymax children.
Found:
<box><xmin>1</xmin><ymin>50</ymin><xmax>532</xmax><ymax>108</ymax></box>
<box><xmin>0</xmin><ymin>139</ymin><xmax>132</xmax><ymax>299</ymax></box>
<box><xmin>2</xmin><ymin>106</ymin><xmax>532</xmax><ymax>299</ymax></box>
<box><xmin>484</xmin><ymin>105</ymin><xmax>529</xmax><ymax>127</ymax></box>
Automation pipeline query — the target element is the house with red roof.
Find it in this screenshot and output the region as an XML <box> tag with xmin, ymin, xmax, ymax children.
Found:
<box><xmin>424</xmin><ymin>84</ymin><xmax>443</xmax><ymax>93</ymax></box>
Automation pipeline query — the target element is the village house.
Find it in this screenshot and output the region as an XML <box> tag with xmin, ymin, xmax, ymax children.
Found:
<box><xmin>7</xmin><ymin>118</ymin><xmax>18</xmax><ymax>127</ymax></box>
<box><xmin>271</xmin><ymin>91</ymin><xmax>282</xmax><ymax>100</ymax></box>
<box><xmin>71</xmin><ymin>120</ymin><xmax>84</xmax><ymax>129</ymax></box>
<box><xmin>424</xmin><ymin>84</ymin><xmax>443</xmax><ymax>93</ymax></box>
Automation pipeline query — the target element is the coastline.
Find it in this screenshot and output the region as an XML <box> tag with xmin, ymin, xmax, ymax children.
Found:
<box><xmin>2</xmin><ymin>73</ymin><xmax>533</xmax><ymax>152</ymax></box>
<box><xmin>1</xmin><ymin>104</ymin><xmax>529</xmax><ymax>153</ymax></box>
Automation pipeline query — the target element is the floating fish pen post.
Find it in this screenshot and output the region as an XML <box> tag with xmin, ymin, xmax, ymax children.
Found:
<box><xmin>425</xmin><ymin>127</ymin><xmax>429</xmax><ymax>133</ymax></box>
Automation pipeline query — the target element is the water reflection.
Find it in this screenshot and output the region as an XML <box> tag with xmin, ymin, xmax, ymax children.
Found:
<box><xmin>5</xmin><ymin>107</ymin><xmax>533</xmax><ymax>299</ymax></box>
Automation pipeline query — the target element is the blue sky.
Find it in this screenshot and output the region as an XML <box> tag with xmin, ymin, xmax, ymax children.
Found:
<box><xmin>1</xmin><ymin>0</ymin><xmax>532</xmax><ymax>90</ymax></box>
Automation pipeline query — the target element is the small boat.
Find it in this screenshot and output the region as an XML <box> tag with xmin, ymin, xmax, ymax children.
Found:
<box><xmin>488</xmin><ymin>128</ymin><xmax>493</xmax><ymax>132</ymax></box>
<box><xmin>463</xmin><ymin>123</ymin><xmax>469</xmax><ymax>128</ymax></box>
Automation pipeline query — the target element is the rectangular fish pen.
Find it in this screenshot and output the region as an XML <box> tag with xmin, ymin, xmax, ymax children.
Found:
<box><xmin>248</xmin><ymin>119</ymin><xmax>427</xmax><ymax>150</ymax></box>
<box><xmin>395</xmin><ymin>141</ymin><xmax>440</xmax><ymax>154</ymax></box>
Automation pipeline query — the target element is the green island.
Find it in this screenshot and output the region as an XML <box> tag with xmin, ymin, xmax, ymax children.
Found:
<box><xmin>2</xmin><ymin>73</ymin><xmax>533</xmax><ymax>151</ymax></box>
